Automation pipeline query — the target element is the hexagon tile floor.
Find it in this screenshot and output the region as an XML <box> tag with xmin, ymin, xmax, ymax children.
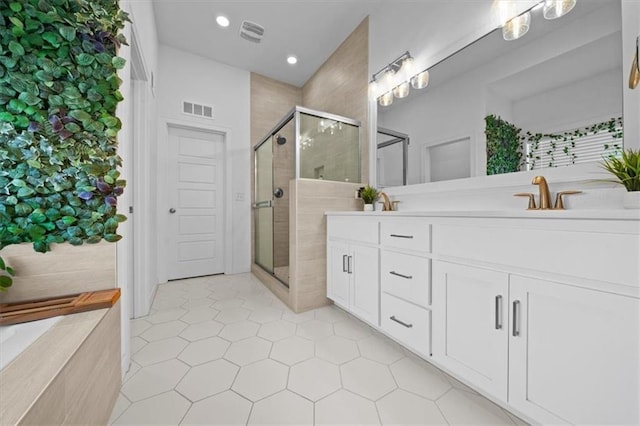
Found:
<box><xmin>109</xmin><ymin>273</ymin><xmax>527</xmax><ymax>425</ymax></box>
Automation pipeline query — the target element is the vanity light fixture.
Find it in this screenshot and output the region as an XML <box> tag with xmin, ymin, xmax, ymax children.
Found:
<box><xmin>371</xmin><ymin>51</ymin><xmax>430</xmax><ymax>106</ymax></box>
<box><xmin>542</xmin><ymin>0</ymin><xmax>576</xmax><ymax>20</ymax></box>
<box><xmin>503</xmin><ymin>11</ymin><xmax>531</xmax><ymax>41</ymax></box>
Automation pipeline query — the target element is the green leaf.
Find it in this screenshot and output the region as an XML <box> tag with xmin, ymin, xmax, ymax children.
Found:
<box><xmin>69</xmin><ymin>110</ymin><xmax>91</xmax><ymax>122</ymax></box>
<box><xmin>18</xmin><ymin>92</ymin><xmax>40</xmax><ymax>106</ymax></box>
<box><xmin>17</xmin><ymin>187</ymin><xmax>35</xmax><ymax>197</ymax></box>
<box><xmin>27</xmin><ymin>159</ymin><xmax>42</xmax><ymax>169</ymax></box>
<box><xmin>58</xmin><ymin>26</ymin><xmax>76</xmax><ymax>42</ymax></box>
<box><xmin>104</xmin><ymin>234</ymin><xmax>122</xmax><ymax>243</ymax></box>
<box><xmin>0</xmin><ymin>276</ymin><xmax>13</xmax><ymax>289</ymax></box>
<box><xmin>0</xmin><ymin>257</ymin><xmax>5</xmax><ymax>270</ymax></box>
<box><xmin>5</xmin><ymin>196</ymin><xmax>18</xmax><ymax>205</ymax></box>
<box><xmin>9</xmin><ymin>2</ymin><xmax>22</xmax><ymax>12</ymax></box>
<box><xmin>61</xmin><ymin>216</ymin><xmax>77</xmax><ymax>225</ymax></box>
<box><xmin>8</xmin><ymin>40</ymin><xmax>25</xmax><ymax>56</ymax></box>
<box><xmin>112</xmin><ymin>57</ymin><xmax>126</xmax><ymax>70</ymax></box>
<box><xmin>8</xmin><ymin>16</ymin><xmax>24</xmax><ymax>29</ymax></box>
<box><xmin>76</xmin><ymin>53</ymin><xmax>95</xmax><ymax>66</ymax></box>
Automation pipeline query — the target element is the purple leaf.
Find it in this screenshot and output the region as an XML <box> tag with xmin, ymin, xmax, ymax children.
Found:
<box><xmin>105</xmin><ymin>196</ymin><xmax>117</xmax><ymax>207</ymax></box>
<box><xmin>28</xmin><ymin>121</ymin><xmax>40</xmax><ymax>132</ymax></box>
<box><xmin>93</xmin><ymin>41</ymin><xmax>105</xmax><ymax>52</ymax></box>
<box><xmin>59</xmin><ymin>129</ymin><xmax>73</xmax><ymax>140</ymax></box>
<box><xmin>78</xmin><ymin>191</ymin><xmax>93</xmax><ymax>200</ymax></box>
<box><xmin>113</xmin><ymin>187</ymin><xmax>124</xmax><ymax>196</ymax></box>
<box><xmin>62</xmin><ymin>116</ymin><xmax>74</xmax><ymax>124</ymax></box>
<box><xmin>96</xmin><ymin>180</ymin><xmax>112</xmax><ymax>193</ymax></box>
<box><xmin>49</xmin><ymin>115</ymin><xmax>63</xmax><ymax>132</ymax></box>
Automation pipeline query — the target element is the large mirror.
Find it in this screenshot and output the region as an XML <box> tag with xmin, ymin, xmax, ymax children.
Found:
<box><xmin>376</xmin><ymin>0</ymin><xmax>623</xmax><ymax>187</ymax></box>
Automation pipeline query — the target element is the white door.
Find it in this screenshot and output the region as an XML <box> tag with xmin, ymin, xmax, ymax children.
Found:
<box><xmin>509</xmin><ymin>275</ymin><xmax>639</xmax><ymax>425</ymax></box>
<box><xmin>432</xmin><ymin>261</ymin><xmax>509</xmax><ymax>400</ymax></box>
<box><xmin>168</xmin><ymin>126</ymin><xmax>225</xmax><ymax>280</ymax></box>
<box><xmin>350</xmin><ymin>245</ymin><xmax>379</xmax><ymax>326</ymax></box>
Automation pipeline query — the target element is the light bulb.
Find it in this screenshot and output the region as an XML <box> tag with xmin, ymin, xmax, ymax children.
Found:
<box><xmin>216</xmin><ymin>15</ymin><xmax>230</xmax><ymax>27</ymax></box>
<box><xmin>543</xmin><ymin>0</ymin><xmax>576</xmax><ymax>20</ymax></box>
<box><xmin>503</xmin><ymin>12</ymin><xmax>531</xmax><ymax>41</ymax></box>
<box><xmin>411</xmin><ymin>70</ymin><xmax>430</xmax><ymax>89</ymax></box>
<box><xmin>378</xmin><ymin>91</ymin><xmax>394</xmax><ymax>107</ymax></box>
<box><xmin>392</xmin><ymin>81</ymin><xmax>410</xmax><ymax>99</ymax></box>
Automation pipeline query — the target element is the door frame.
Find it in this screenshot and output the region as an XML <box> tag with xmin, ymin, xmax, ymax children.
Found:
<box><xmin>158</xmin><ymin>119</ymin><xmax>234</xmax><ymax>283</ymax></box>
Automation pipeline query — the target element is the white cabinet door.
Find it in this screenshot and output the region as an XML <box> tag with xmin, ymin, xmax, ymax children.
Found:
<box><xmin>350</xmin><ymin>245</ymin><xmax>379</xmax><ymax>326</ymax></box>
<box><xmin>509</xmin><ymin>275</ymin><xmax>640</xmax><ymax>425</ymax></box>
<box><xmin>327</xmin><ymin>241</ymin><xmax>350</xmax><ymax>309</ymax></box>
<box><xmin>432</xmin><ymin>261</ymin><xmax>509</xmax><ymax>400</ymax></box>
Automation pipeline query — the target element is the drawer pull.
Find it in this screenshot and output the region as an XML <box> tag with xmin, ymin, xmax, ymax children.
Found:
<box><xmin>347</xmin><ymin>255</ymin><xmax>353</xmax><ymax>274</ymax></box>
<box><xmin>390</xmin><ymin>271</ymin><xmax>413</xmax><ymax>280</ymax></box>
<box><xmin>390</xmin><ymin>234</ymin><xmax>414</xmax><ymax>239</ymax></box>
<box><xmin>342</xmin><ymin>255</ymin><xmax>348</xmax><ymax>273</ymax></box>
<box><xmin>390</xmin><ymin>316</ymin><xmax>413</xmax><ymax>328</ymax></box>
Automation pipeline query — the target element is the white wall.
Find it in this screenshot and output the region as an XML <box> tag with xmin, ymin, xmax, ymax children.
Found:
<box><xmin>156</xmin><ymin>45</ymin><xmax>251</xmax><ymax>284</ymax></box>
<box><xmin>117</xmin><ymin>0</ymin><xmax>160</xmax><ymax>376</ymax></box>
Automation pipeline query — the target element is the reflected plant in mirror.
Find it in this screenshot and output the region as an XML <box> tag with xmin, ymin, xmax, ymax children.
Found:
<box><xmin>376</xmin><ymin>0</ymin><xmax>623</xmax><ymax>187</ymax></box>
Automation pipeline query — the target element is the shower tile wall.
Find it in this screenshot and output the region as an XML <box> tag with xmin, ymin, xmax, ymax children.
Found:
<box><xmin>301</xmin><ymin>17</ymin><xmax>369</xmax><ymax>184</ymax></box>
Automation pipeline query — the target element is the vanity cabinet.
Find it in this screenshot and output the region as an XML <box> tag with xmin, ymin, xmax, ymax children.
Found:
<box><xmin>326</xmin><ymin>217</ymin><xmax>379</xmax><ymax>326</ymax></box>
<box><xmin>432</xmin><ymin>262</ymin><xmax>509</xmax><ymax>400</ymax></box>
<box><xmin>326</xmin><ymin>212</ymin><xmax>639</xmax><ymax>425</ymax></box>
<box><xmin>433</xmin><ymin>261</ymin><xmax>640</xmax><ymax>425</ymax></box>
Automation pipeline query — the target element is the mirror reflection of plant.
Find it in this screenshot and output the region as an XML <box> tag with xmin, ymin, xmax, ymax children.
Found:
<box><xmin>523</xmin><ymin>117</ymin><xmax>623</xmax><ymax>169</ymax></box>
<box><xmin>485</xmin><ymin>115</ymin><xmax>523</xmax><ymax>175</ymax></box>
<box><xmin>0</xmin><ymin>0</ymin><xmax>130</xmax><ymax>253</ymax></box>
<box><xmin>0</xmin><ymin>255</ymin><xmax>15</xmax><ymax>292</ymax></box>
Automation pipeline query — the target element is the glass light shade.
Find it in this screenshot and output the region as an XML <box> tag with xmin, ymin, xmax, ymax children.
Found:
<box><xmin>378</xmin><ymin>91</ymin><xmax>394</xmax><ymax>107</ymax></box>
<box><xmin>399</xmin><ymin>57</ymin><xmax>415</xmax><ymax>81</ymax></box>
<box><xmin>411</xmin><ymin>70</ymin><xmax>430</xmax><ymax>89</ymax></box>
<box><xmin>543</xmin><ymin>0</ymin><xmax>576</xmax><ymax>20</ymax></box>
<box><xmin>502</xmin><ymin>12</ymin><xmax>531</xmax><ymax>41</ymax></box>
<box><xmin>392</xmin><ymin>81</ymin><xmax>410</xmax><ymax>99</ymax></box>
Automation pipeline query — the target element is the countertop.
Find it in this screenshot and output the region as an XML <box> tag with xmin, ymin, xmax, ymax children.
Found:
<box><xmin>325</xmin><ymin>209</ymin><xmax>640</xmax><ymax>221</ymax></box>
<box><xmin>0</xmin><ymin>308</ymin><xmax>109</xmax><ymax>425</ymax></box>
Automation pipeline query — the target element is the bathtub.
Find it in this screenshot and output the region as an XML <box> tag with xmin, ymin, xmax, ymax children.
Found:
<box><xmin>0</xmin><ymin>316</ymin><xmax>63</xmax><ymax>371</ymax></box>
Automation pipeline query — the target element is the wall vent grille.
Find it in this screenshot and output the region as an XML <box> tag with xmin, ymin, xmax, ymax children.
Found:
<box><xmin>182</xmin><ymin>101</ymin><xmax>214</xmax><ymax>119</ymax></box>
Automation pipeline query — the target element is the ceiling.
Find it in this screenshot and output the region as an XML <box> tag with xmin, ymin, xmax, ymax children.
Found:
<box><xmin>152</xmin><ymin>0</ymin><xmax>383</xmax><ymax>87</ymax></box>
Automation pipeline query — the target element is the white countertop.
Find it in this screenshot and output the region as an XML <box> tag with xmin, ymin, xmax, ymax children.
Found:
<box><xmin>325</xmin><ymin>209</ymin><xmax>640</xmax><ymax>221</ymax></box>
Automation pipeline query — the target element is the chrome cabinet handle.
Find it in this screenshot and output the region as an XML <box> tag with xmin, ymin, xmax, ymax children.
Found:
<box><xmin>495</xmin><ymin>295</ymin><xmax>503</xmax><ymax>330</ymax></box>
<box><xmin>390</xmin><ymin>271</ymin><xmax>413</xmax><ymax>280</ymax></box>
<box><xmin>512</xmin><ymin>300</ymin><xmax>521</xmax><ymax>337</ymax></box>
<box><xmin>347</xmin><ymin>256</ymin><xmax>353</xmax><ymax>274</ymax></box>
<box><xmin>390</xmin><ymin>234</ymin><xmax>414</xmax><ymax>239</ymax></box>
<box><xmin>390</xmin><ymin>316</ymin><xmax>413</xmax><ymax>328</ymax></box>
<box><xmin>342</xmin><ymin>255</ymin><xmax>348</xmax><ymax>273</ymax></box>
<box><xmin>169</xmin><ymin>208</ymin><xmax>176</xmax><ymax>214</ymax></box>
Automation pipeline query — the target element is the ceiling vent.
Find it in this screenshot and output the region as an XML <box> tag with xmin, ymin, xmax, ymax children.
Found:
<box><xmin>182</xmin><ymin>101</ymin><xmax>214</xmax><ymax>119</ymax></box>
<box><xmin>240</xmin><ymin>20</ymin><xmax>264</xmax><ymax>43</ymax></box>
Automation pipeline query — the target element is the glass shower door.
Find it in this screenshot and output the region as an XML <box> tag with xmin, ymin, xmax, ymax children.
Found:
<box><xmin>254</xmin><ymin>137</ymin><xmax>273</xmax><ymax>272</ymax></box>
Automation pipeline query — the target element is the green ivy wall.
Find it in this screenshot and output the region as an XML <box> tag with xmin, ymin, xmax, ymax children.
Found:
<box><xmin>0</xmin><ymin>0</ymin><xmax>128</xmax><ymax>253</ymax></box>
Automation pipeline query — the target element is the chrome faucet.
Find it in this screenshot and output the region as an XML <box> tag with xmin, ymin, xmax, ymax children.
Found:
<box><xmin>514</xmin><ymin>176</ymin><xmax>582</xmax><ymax>210</ymax></box>
<box><xmin>532</xmin><ymin>176</ymin><xmax>551</xmax><ymax>210</ymax></box>
<box><xmin>379</xmin><ymin>192</ymin><xmax>393</xmax><ymax>211</ymax></box>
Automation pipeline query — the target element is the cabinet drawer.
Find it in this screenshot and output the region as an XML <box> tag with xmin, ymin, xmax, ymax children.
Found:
<box><xmin>380</xmin><ymin>220</ymin><xmax>430</xmax><ymax>253</ymax></box>
<box><xmin>381</xmin><ymin>250</ymin><xmax>430</xmax><ymax>307</ymax></box>
<box><xmin>381</xmin><ymin>293</ymin><xmax>431</xmax><ymax>356</ymax></box>
<box><xmin>327</xmin><ymin>216</ymin><xmax>379</xmax><ymax>245</ymax></box>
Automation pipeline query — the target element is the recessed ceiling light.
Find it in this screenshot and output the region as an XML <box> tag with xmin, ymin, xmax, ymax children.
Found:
<box><xmin>287</xmin><ymin>55</ymin><xmax>298</xmax><ymax>65</ymax></box>
<box><xmin>216</xmin><ymin>15</ymin><xmax>230</xmax><ymax>28</ymax></box>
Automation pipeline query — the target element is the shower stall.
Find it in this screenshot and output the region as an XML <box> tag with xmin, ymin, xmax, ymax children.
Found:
<box><xmin>254</xmin><ymin>106</ymin><xmax>360</xmax><ymax>286</ymax></box>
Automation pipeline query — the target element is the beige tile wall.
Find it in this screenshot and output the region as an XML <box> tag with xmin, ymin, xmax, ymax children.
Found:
<box><xmin>290</xmin><ymin>179</ymin><xmax>362</xmax><ymax>312</ymax></box>
<box><xmin>302</xmin><ymin>17</ymin><xmax>370</xmax><ymax>184</ymax></box>
<box><xmin>0</xmin><ymin>242</ymin><xmax>116</xmax><ymax>303</ymax></box>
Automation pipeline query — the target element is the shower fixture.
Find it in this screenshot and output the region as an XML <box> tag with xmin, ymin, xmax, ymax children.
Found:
<box><xmin>276</xmin><ymin>135</ymin><xmax>287</xmax><ymax>145</ymax></box>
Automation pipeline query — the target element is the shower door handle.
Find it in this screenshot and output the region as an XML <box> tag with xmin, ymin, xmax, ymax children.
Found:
<box><xmin>253</xmin><ymin>200</ymin><xmax>273</xmax><ymax>208</ymax></box>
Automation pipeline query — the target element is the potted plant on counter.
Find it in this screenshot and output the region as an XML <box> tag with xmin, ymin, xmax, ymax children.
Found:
<box><xmin>601</xmin><ymin>149</ymin><xmax>640</xmax><ymax>208</ymax></box>
<box><xmin>361</xmin><ymin>186</ymin><xmax>379</xmax><ymax>211</ymax></box>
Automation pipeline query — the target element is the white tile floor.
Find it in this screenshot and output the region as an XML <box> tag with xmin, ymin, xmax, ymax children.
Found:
<box><xmin>109</xmin><ymin>273</ymin><xmax>527</xmax><ymax>425</ymax></box>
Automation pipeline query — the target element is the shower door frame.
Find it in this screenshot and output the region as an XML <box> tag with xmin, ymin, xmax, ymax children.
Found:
<box><xmin>253</xmin><ymin>106</ymin><xmax>362</xmax><ymax>285</ymax></box>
